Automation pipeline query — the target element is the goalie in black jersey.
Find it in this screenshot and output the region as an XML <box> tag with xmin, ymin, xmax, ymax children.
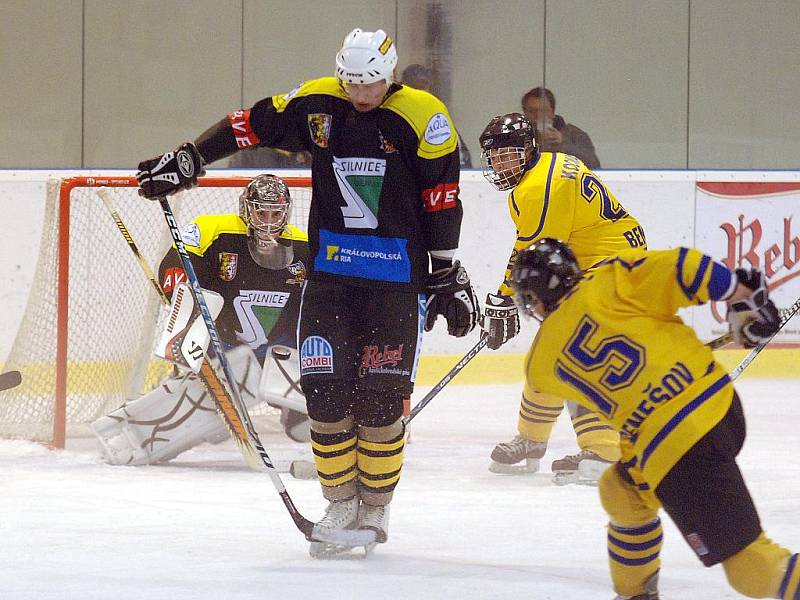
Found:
<box><xmin>93</xmin><ymin>174</ymin><xmax>312</xmax><ymax>465</ymax></box>
<box><xmin>134</xmin><ymin>28</ymin><xmax>480</xmax><ymax>556</ymax></box>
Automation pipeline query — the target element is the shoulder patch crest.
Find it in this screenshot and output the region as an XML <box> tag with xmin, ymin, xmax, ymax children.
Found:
<box><xmin>424</xmin><ymin>112</ymin><xmax>452</xmax><ymax>145</ymax></box>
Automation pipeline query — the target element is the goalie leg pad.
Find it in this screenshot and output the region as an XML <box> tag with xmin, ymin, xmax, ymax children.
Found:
<box><xmin>92</xmin><ymin>344</ymin><xmax>262</xmax><ymax>465</ymax></box>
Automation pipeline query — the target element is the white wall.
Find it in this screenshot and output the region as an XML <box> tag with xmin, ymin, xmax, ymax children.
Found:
<box><xmin>1</xmin><ymin>169</ymin><xmax>799</xmax><ymax>364</ymax></box>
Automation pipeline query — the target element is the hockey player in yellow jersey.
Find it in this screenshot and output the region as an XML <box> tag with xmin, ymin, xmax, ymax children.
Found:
<box><xmin>478</xmin><ymin>113</ymin><xmax>647</xmax><ymax>483</ymax></box>
<box><xmin>510</xmin><ymin>238</ymin><xmax>794</xmax><ymax>600</ymax></box>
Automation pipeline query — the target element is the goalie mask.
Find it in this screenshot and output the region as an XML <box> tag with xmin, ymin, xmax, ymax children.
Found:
<box><xmin>479</xmin><ymin>113</ymin><xmax>537</xmax><ymax>191</ymax></box>
<box><xmin>239</xmin><ymin>174</ymin><xmax>294</xmax><ymax>270</ymax></box>
<box><xmin>510</xmin><ymin>238</ymin><xmax>581</xmax><ymax>320</ymax></box>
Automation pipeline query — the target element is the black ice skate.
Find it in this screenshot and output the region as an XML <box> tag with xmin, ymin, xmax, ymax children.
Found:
<box><xmin>551</xmin><ymin>450</ymin><xmax>615</xmax><ymax>486</ymax></box>
<box><xmin>489</xmin><ymin>435</ymin><xmax>547</xmax><ymax>474</ymax></box>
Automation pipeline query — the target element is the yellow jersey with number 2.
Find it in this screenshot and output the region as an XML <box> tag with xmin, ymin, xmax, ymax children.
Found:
<box><xmin>498</xmin><ymin>152</ymin><xmax>646</xmax><ymax>296</ymax></box>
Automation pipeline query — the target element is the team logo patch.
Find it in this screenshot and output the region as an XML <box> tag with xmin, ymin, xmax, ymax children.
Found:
<box><xmin>218</xmin><ymin>252</ymin><xmax>238</xmax><ymax>281</ymax></box>
<box><xmin>286</xmin><ymin>260</ymin><xmax>307</xmax><ymax>285</ymax></box>
<box><xmin>424</xmin><ymin>112</ymin><xmax>452</xmax><ymax>145</ymax></box>
<box><xmin>308</xmin><ymin>113</ymin><xmax>332</xmax><ymax>148</ymax></box>
<box><xmin>300</xmin><ymin>336</ymin><xmax>334</xmax><ymax>375</ymax></box>
<box><xmin>686</xmin><ymin>533</ymin><xmax>709</xmax><ymax>557</ymax></box>
<box><xmin>181</xmin><ymin>223</ymin><xmax>201</xmax><ymax>247</ymax></box>
<box><xmin>379</xmin><ymin>131</ymin><xmax>397</xmax><ymax>154</ymax></box>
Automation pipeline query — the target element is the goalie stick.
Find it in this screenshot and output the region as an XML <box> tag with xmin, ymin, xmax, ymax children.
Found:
<box><xmin>97</xmin><ymin>187</ymin><xmax>261</xmax><ymax>470</ymax></box>
<box><xmin>156</xmin><ymin>195</ymin><xmax>372</xmax><ymax>547</ymax></box>
<box><xmin>0</xmin><ymin>370</ymin><xmax>22</xmax><ymax>392</ymax></box>
<box><xmin>730</xmin><ymin>294</ymin><xmax>800</xmax><ymax>381</ymax></box>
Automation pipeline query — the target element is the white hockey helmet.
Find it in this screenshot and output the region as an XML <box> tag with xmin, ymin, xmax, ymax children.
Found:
<box><xmin>335</xmin><ymin>28</ymin><xmax>397</xmax><ymax>86</ymax></box>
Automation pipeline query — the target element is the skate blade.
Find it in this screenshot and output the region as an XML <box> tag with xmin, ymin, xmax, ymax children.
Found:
<box><xmin>552</xmin><ymin>471</ymin><xmax>600</xmax><ymax>487</ymax></box>
<box><xmin>310</xmin><ymin>525</ymin><xmax>377</xmax><ymax>547</ymax></box>
<box><xmin>488</xmin><ymin>458</ymin><xmax>540</xmax><ymax>475</ymax></box>
<box><xmin>309</xmin><ymin>541</ymin><xmax>369</xmax><ymax>560</ymax></box>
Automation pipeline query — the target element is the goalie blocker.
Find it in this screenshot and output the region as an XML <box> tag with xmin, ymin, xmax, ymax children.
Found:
<box><xmin>92</xmin><ymin>283</ymin><xmax>309</xmax><ymax>466</ymax></box>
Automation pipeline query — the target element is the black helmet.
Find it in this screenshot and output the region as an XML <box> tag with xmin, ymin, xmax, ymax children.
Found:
<box><xmin>478</xmin><ymin>113</ymin><xmax>538</xmax><ymax>191</ymax></box>
<box><xmin>510</xmin><ymin>238</ymin><xmax>581</xmax><ymax>317</ymax></box>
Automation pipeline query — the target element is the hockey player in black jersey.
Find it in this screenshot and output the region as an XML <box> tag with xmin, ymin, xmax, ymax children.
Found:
<box><xmin>93</xmin><ymin>174</ymin><xmax>312</xmax><ymax>464</ymax></box>
<box><xmin>135</xmin><ymin>28</ymin><xmax>480</xmax><ymax>556</ymax></box>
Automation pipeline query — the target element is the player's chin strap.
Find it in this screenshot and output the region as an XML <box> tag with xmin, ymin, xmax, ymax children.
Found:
<box><xmin>156</xmin><ymin>194</ymin><xmax>371</xmax><ymax>546</ymax></box>
<box><xmin>404</xmin><ymin>332</ymin><xmax>489</xmax><ymax>425</ymax></box>
<box><xmin>729</xmin><ymin>295</ymin><xmax>800</xmax><ymax>380</ymax></box>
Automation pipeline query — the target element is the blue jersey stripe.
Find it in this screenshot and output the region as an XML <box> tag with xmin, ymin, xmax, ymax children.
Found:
<box><xmin>640</xmin><ymin>373</ymin><xmax>731</xmax><ymax>469</ymax></box>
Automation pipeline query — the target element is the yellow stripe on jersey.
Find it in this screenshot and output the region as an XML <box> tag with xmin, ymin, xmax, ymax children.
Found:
<box><xmin>182</xmin><ymin>215</ymin><xmax>307</xmax><ymax>257</ymax></box>
<box><xmin>527</xmin><ymin>247</ymin><xmax>738</xmax><ymax>487</ymax></box>
<box><xmin>498</xmin><ymin>152</ymin><xmax>646</xmax><ymax>296</ymax></box>
<box><xmin>382</xmin><ymin>86</ymin><xmax>458</xmax><ymax>160</ymax></box>
<box><xmin>270</xmin><ymin>77</ymin><xmax>348</xmax><ymax>113</ymax></box>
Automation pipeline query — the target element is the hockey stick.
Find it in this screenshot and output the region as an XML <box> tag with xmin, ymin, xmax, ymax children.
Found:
<box><xmin>730</xmin><ymin>295</ymin><xmax>800</xmax><ymax>381</ymax></box>
<box><xmin>404</xmin><ymin>333</ymin><xmax>489</xmax><ymax>425</ymax></box>
<box><xmin>156</xmin><ymin>195</ymin><xmax>372</xmax><ymax>546</ymax></box>
<box><xmin>0</xmin><ymin>370</ymin><xmax>22</xmax><ymax>392</ymax></box>
<box><xmin>96</xmin><ymin>188</ymin><xmax>261</xmax><ymax>470</ymax></box>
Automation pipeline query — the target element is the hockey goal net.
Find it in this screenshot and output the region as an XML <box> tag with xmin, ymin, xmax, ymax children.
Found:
<box><xmin>0</xmin><ymin>175</ymin><xmax>312</xmax><ymax>448</ymax></box>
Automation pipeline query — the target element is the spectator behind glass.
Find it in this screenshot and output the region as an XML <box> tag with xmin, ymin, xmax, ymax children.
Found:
<box><xmin>402</xmin><ymin>63</ymin><xmax>472</xmax><ymax>168</ymax></box>
<box><xmin>521</xmin><ymin>87</ymin><xmax>600</xmax><ymax>169</ymax></box>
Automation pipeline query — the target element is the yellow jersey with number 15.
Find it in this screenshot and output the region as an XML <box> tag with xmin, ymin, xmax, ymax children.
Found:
<box><xmin>526</xmin><ymin>247</ymin><xmax>738</xmax><ymax>488</ymax></box>
<box><xmin>498</xmin><ymin>152</ymin><xmax>646</xmax><ymax>296</ymax></box>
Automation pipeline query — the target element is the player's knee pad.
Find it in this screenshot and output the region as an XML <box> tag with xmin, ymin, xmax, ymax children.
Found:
<box><xmin>723</xmin><ymin>533</ymin><xmax>795</xmax><ymax>598</ymax></box>
<box><xmin>310</xmin><ymin>415</ymin><xmax>357</xmax><ymax>501</ymax></box>
<box><xmin>517</xmin><ymin>383</ymin><xmax>563</xmax><ymax>441</ymax></box>
<box><xmin>598</xmin><ymin>465</ymin><xmax>659</xmax><ymax>526</ymax></box>
<box><xmin>357</xmin><ymin>416</ymin><xmax>405</xmax><ymax>506</ymax></box>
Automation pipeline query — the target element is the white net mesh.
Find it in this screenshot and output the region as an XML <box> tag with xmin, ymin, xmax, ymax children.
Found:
<box><xmin>0</xmin><ymin>176</ymin><xmax>311</xmax><ymax>445</ymax></box>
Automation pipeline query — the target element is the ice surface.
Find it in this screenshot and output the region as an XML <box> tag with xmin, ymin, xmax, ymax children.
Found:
<box><xmin>2</xmin><ymin>379</ymin><xmax>798</xmax><ymax>599</ymax></box>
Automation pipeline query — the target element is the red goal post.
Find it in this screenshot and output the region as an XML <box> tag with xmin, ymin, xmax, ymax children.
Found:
<box><xmin>0</xmin><ymin>175</ymin><xmax>312</xmax><ymax>448</ymax></box>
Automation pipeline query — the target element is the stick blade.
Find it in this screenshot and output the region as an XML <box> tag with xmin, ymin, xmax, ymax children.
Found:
<box><xmin>0</xmin><ymin>370</ymin><xmax>21</xmax><ymax>391</ymax></box>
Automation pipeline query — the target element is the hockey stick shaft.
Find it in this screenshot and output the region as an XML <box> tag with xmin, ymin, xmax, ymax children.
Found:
<box><xmin>157</xmin><ymin>196</ymin><xmax>319</xmax><ymax>540</ymax></box>
<box><xmin>730</xmin><ymin>295</ymin><xmax>800</xmax><ymax>381</ymax></box>
<box><xmin>404</xmin><ymin>333</ymin><xmax>489</xmax><ymax>425</ymax></box>
<box><xmin>0</xmin><ymin>370</ymin><xmax>22</xmax><ymax>392</ymax></box>
<box><xmin>97</xmin><ymin>188</ymin><xmax>260</xmax><ymax>469</ymax></box>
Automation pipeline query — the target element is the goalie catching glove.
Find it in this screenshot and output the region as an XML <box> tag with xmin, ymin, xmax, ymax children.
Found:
<box><xmin>482</xmin><ymin>293</ymin><xmax>520</xmax><ymax>349</ymax></box>
<box><xmin>136</xmin><ymin>142</ymin><xmax>205</xmax><ymax>200</ymax></box>
<box><xmin>726</xmin><ymin>267</ymin><xmax>780</xmax><ymax>348</ymax></box>
<box><xmin>424</xmin><ymin>260</ymin><xmax>480</xmax><ymax>337</ymax></box>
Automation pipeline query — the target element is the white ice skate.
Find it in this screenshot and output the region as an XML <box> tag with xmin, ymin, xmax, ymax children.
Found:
<box><xmin>551</xmin><ymin>450</ymin><xmax>614</xmax><ymax>486</ymax></box>
<box><xmin>613</xmin><ymin>571</ymin><xmax>659</xmax><ymax>599</ymax></box>
<box><xmin>489</xmin><ymin>435</ymin><xmax>547</xmax><ymax>474</ymax></box>
<box><xmin>357</xmin><ymin>503</ymin><xmax>390</xmax><ymax>554</ymax></box>
<box><xmin>309</xmin><ymin>497</ymin><xmax>376</xmax><ymax>559</ymax></box>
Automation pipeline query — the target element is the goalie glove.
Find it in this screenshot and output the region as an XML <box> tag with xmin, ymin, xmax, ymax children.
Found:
<box><xmin>726</xmin><ymin>268</ymin><xmax>780</xmax><ymax>348</ymax></box>
<box><xmin>136</xmin><ymin>142</ymin><xmax>205</xmax><ymax>200</ymax></box>
<box><xmin>424</xmin><ymin>260</ymin><xmax>480</xmax><ymax>338</ymax></box>
<box><xmin>482</xmin><ymin>293</ymin><xmax>520</xmax><ymax>350</ymax></box>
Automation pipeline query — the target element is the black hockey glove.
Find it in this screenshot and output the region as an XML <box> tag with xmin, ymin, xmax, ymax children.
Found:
<box><xmin>136</xmin><ymin>142</ymin><xmax>205</xmax><ymax>200</ymax></box>
<box><xmin>424</xmin><ymin>261</ymin><xmax>480</xmax><ymax>338</ymax></box>
<box><xmin>482</xmin><ymin>293</ymin><xmax>520</xmax><ymax>350</ymax></box>
<box><xmin>726</xmin><ymin>268</ymin><xmax>780</xmax><ymax>348</ymax></box>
